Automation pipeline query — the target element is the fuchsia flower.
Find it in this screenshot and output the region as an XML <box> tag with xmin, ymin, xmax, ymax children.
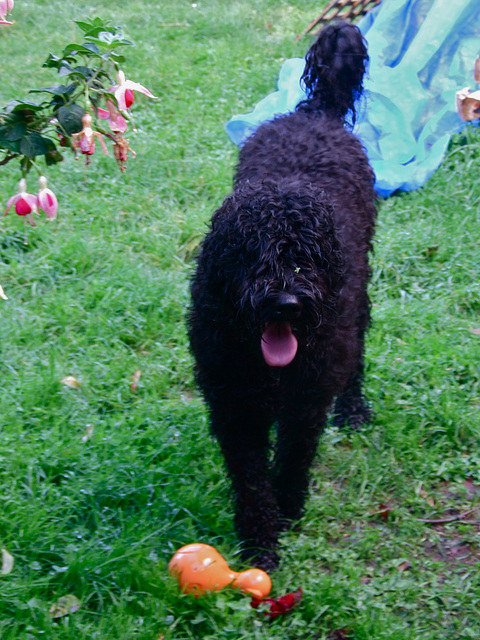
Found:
<box><xmin>113</xmin><ymin>136</ymin><xmax>136</xmax><ymax>172</ymax></box>
<box><xmin>0</xmin><ymin>0</ymin><xmax>13</xmax><ymax>23</ymax></box>
<box><xmin>72</xmin><ymin>113</ymin><xmax>109</xmax><ymax>164</ymax></box>
<box><xmin>4</xmin><ymin>177</ymin><xmax>58</xmax><ymax>225</ymax></box>
<box><xmin>111</xmin><ymin>70</ymin><xmax>157</xmax><ymax>111</ymax></box>
<box><xmin>96</xmin><ymin>99</ymin><xmax>128</xmax><ymax>133</ymax></box>
<box><xmin>37</xmin><ymin>176</ymin><xmax>58</xmax><ymax>219</ymax></box>
<box><xmin>4</xmin><ymin>179</ymin><xmax>38</xmax><ymax>226</ymax></box>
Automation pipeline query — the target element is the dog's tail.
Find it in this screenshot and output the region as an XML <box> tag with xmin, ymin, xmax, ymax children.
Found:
<box><xmin>298</xmin><ymin>21</ymin><xmax>368</xmax><ymax>126</ymax></box>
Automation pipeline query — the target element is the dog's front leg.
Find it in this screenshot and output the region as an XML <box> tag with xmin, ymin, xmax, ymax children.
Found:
<box><xmin>210</xmin><ymin>406</ymin><xmax>281</xmax><ymax>571</ymax></box>
<box><xmin>273</xmin><ymin>406</ymin><xmax>327</xmax><ymax>525</ymax></box>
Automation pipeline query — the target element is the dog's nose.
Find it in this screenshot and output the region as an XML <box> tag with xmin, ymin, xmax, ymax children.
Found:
<box><xmin>273</xmin><ymin>294</ymin><xmax>302</xmax><ymax>320</ymax></box>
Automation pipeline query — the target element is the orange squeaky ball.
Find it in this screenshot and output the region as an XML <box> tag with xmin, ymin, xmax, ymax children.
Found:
<box><xmin>168</xmin><ymin>543</ymin><xmax>271</xmax><ymax>599</ymax></box>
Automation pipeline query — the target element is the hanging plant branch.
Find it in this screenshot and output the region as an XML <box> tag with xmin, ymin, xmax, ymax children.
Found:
<box><xmin>1</xmin><ymin>17</ymin><xmax>157</xmax><ymax>230</ymax></box>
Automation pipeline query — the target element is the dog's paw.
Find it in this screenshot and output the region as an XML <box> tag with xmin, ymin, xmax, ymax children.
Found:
<box><xmin>278</xmin><ymin>512</ymin><xmax>304</xmax><ymax>533</ymax></box>
<box><xmin>276</xmin><ymin>501</ymin><xmax>305</xmax><ymax>527</ymax></box>
<box><xmin>242</xmin><ymin>548</ymin><xmax>280</xmax><ymax>573</ymax></box>
<box><xmin>333</xmin><ymin>403</ymin><xmax>372</xmax><ymax>431</ymax></box>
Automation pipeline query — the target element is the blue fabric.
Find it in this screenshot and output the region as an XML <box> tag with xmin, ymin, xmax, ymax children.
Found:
<box><xmin>225</xmin><ymin>0</ymin><xmax>480</xmax><ymax>197</ymax></box>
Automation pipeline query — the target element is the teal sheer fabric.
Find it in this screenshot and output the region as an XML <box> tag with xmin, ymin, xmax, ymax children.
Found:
<box><xmin>225</xmin><ymin>0</ymin><xmax>480</xmax><ymax>196</ymax></box>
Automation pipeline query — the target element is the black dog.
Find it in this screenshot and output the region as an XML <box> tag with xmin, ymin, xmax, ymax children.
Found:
<box><xmin>188</xmin><ymin>21</ymin><xmax>376</xmax><ymax>571</ymax></box>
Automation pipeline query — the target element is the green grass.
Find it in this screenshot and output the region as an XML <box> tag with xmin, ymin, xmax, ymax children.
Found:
<box><xmin>1</xmin><ymin>1</ymin><xmax>480</xmax><ymax>638</ymax></box>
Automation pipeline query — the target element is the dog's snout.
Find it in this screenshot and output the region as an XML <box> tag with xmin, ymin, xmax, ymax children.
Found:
<box><xmin>273</xmin><ymin>294</ymin><xmax>302</xmax><ymax>320</ymax></box>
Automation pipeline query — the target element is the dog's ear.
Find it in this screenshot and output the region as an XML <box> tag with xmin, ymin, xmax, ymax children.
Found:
<box><xmin>192</xmin><ymin>196</ymin><xmax>248</xmax><ymax>302</ymax></box>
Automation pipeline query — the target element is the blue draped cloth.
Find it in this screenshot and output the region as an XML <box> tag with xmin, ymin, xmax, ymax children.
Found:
<box><xmin>225</xmin><ymin>0</ymin><xmax>480</xmax><ymax>197</ymax></box>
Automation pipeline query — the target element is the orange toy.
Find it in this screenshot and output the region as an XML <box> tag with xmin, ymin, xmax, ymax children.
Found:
<box><xmin>168</xmin><ymin>543</ymin><xmax>271</xmax><ymax>599</ymax></box>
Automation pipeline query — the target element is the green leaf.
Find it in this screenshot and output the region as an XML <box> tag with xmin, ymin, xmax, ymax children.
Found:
<box><xmin>85</xmin><ymin>35</ymin><xmax>132</xmax><ymax>49</ymax></box>
<box><xmin>82</xmin><ymin>43</ymin><xmax>101</xmax><ymax>55</ymax></box>
<box><xmin>45</xmin><ymin>148</ymin><xmax>64</xmax><ymax>166</ymax></box>
<box><xmin>0</xmin><ymin>120</ymin><xmax>27</xmax><ymax>141</ymax></box>
<box><xmin>6</xmin><ymin>100</ymin><xmax>44</xmax><ymax>113</ymax></box>
<box><xmin>20</xmin><ymin>156</ymin><xmax>34</xmax><ymax>173</ymax></box>
<box><xmin>43</xmin><ymin>53</ymin><xmax>63</xmax><ymax>69</ymax></box>
<box><xmin>74</xmin><ymin>20</ymin><xmax>100</xmax><ymax>33</ymax></box>
<box><xmin>30</xmin><ymin>84</ymin><xmax>76</xmax><ymax>97</ymax></box>
<box><xmin>58</xmin><ymin>63</ymin><xmax>74</xmax><ymax>78</ymax></box>
<box><xmin>63</xmin><ymin>43</ymin><xmax>100</xmax><ymax>56</ymax></box>
<box><xmin>74</xmin><ymin>17</ymin><xmax>110</xmax><ymax>33</ymax></box>
<box><xmin>110</xmin><ymin>52</ymin><xmax>126</xmax><ymax>64</ymax></box>
<box><xmin>20</xmin><ymin>133</ymin><xmax>55</xmax><ymax>159</ymax></box>
<box><xmin>79</xmin><ymin>26</ymin><xmax>113</xmax><ymax>39</ymax></box>
<box><xmin>56</xmin><ymin>104</ymin><xmax>84</xmax><ymax>135</ymax></box>
<box><xmin>43</xmin><ymin>53</ymin><xmax>76</xmax><ymax>71</ymax></box>
<box><xmin>0</xmin><ymin>138</ymin><xmax>21</xmax><ymax>153</ymax></box>
<box><xmin>70</xmin><ymin>66</ymin><xmax>93</xmax><ymax>79</ymax></box>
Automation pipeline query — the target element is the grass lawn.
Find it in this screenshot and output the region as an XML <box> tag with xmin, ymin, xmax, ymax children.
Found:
<box><xmin>1</xmin><ymin>1</ymin><xmax>480</xmax><ymax>638</ymax></box>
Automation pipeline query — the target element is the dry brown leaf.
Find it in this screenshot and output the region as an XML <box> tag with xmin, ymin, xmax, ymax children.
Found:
<box><xmin>419</xmin><ymin>488</ymin><xmax>435</xmax><ymax>507</ymax></box>
<box><xmin>397</xmin><ymin>560</ymin><xmax>412</xmax><ymax>572</ymax></box>
<box><xmin>130</xmin><ymin>369</ymin><xmax>141</xmax><ymax>392</ymax></box>
<box><xmin>1</xmin><ymin>548</ymin><xmax>14</xmax><ymax>575</ymax></box>
<box><xmin>469</xmin><ymin>328</ymin><xmax>480</xmax><ymax>336</ymax></box>
<box><xmin>49</xmin><ymin>594</ymin><xmax>81</xmax><ymax>619</ymax></box>
<box><xmin>61</xmin><ymin>376</ymin><xmax>81</xmax><ymax>389</ymax></box>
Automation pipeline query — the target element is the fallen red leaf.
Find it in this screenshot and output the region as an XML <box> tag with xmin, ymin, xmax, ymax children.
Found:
<box><xmin>376</xmin><ymin>502</ymin><xmax>394</xmax><ymax>521</ymax></box>
<box><xmin>251</xmin><ymin>588</ymin><xmax>302</xmax><ymax>619</ymax></box>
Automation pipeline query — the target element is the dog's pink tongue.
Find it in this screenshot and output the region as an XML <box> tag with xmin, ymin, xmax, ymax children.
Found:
<box><xmin>261</xmin><ymin>322</ymin><xmax>298</xmax><ymax>367</ymax></box>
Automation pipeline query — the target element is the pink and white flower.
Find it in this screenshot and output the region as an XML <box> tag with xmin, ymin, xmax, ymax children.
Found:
<box><xmin>72</xmin><ymin>113</ymin><xmax>109</xmax><ymax>163</ymax></box>
<box><xmin>96</xmin><ymin>99</ymin><xmax>128</xmax><ymax>133</ymax></box>
<box><xmin>4</xmin><ymin>179</ymin><xmax>38</xmax><ymax>226</ymax></box>
<box><xmin>111</xmin><ymin>70</ymin><xmax>157</xmax><ymax>111</ymax></box>
<box><xmin>0</xmin><ymin>0</ymin><xmax>13</xmax><ymax>23</ymax></box>
<box><xmin>37</xmin><ymin>176</ymin><xmax>58</xmax><ymax>219</ymax></box>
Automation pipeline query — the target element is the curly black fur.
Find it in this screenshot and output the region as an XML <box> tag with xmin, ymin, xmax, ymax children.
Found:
<box><xmin>188</xmin><ymin>21</ymin><xmax>377</xmax><ymax>571</ymax></box>
<box><xmin>298</xmin><ymin>21</ymin><xmax>369</xmax><ymax>125</ymax></box>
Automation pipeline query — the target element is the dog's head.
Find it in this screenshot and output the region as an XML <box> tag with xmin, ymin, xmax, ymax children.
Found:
<box><xmin>194</xmin><ymin>180</ymin><xmax>344</xmax><ymax>367</ymax></box>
